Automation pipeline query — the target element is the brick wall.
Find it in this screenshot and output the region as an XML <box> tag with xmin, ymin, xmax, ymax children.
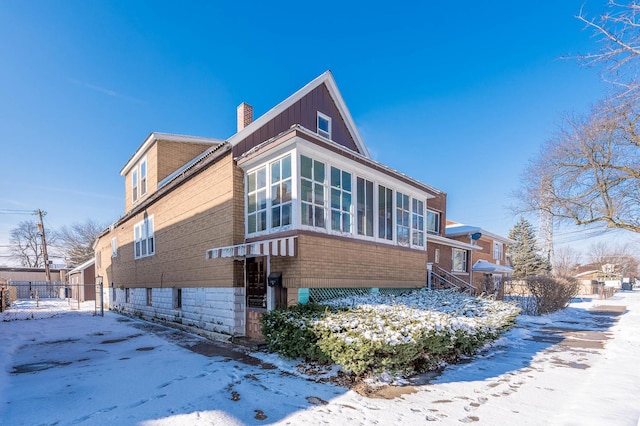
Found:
<box><xmin>156</xmin><ymin>140</ymin><xmax>213</xmax><ymax>183</ymax></box>
<box><xmin>104</xmin><ymin>153</ymin><xmax>240</xmax><ymax>289</ymax></box>
<box><xmin>270</xmin><ymin>233</ymin><xmax>429</xmax><ymax>289</ymax></box>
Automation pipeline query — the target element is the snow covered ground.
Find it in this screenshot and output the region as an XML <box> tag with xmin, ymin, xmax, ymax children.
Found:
<box><xmin>1</xmin><ymin>291</ymin><xmax>639</xmax><ymax>425</ymax></box>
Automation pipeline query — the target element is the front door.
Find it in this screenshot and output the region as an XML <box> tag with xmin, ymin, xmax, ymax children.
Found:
<box><xmin>246</xmin><ymin>257</ymin><xmax>267</xmax><ymax>309</ymax></box>
<box><xmin>246</xmin><ymin>256</ymin><xmax>267</xmax><ymax>338</ymax></box>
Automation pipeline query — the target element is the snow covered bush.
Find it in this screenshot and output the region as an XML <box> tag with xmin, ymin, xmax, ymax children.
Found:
<box><xmin>261</xmin><ymin>303</ymin><xmax>333</xmax><ymax>361</ymax></box>
<box><xmin>261</xmin><ymin>289</ymin><xmax>520</xmax><ymax>377</ymax></box>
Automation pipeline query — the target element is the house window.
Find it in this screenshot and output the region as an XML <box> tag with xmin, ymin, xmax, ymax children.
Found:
<box><xmin>330</xmin><ymin>166</ymin><xmax>352</xmax><ymax>233</ymax></box>
<box><xmin>96</xmin><ymin>251</ymin><xmax>102</xmax><ymax>269</ymax></box>
<box><xmin>493</xmin><ymin>242</ymin><xmax>503</xmax><ymax>261</ymax></box>
<box><xmin>317</xmin><ymin>112</ymin><xmax>331</xmax><ymax>139</ymax></box>
<box><xmin>427</xmin><ymin>210</ymin><xmax>440</xmax><ymax>234</ymax></box>
<box><xmin>412</xmin><ymin>199</ymin><xmax>425</xmax><ymax>247</ymax></box>
<box><xmin>111</xmin><ymin>237</ymin><xmax>118</xmax><ymax>257</ymax></box>
<box><xmin>132</xmin><ymin>156</ymin><xmax>147</xmax><ymax>202</ymax></box>
<box><xmin>134</xmin><ymin>215</ymin><xmax>155</xmax><ymax>259</ymax></box>
<box><xmin>132</xmin><ymin>169</ymin><xmax>138</xmax><ymax>202</ymax></box>
<box><xmin>378</xmin><ymin>185</ymin><xmax>393</xmax><ymax>240</ymax></box>
<box><xmin>140</xmin><ymin>158</ymin><xmax>147</xmax><ymax>196</ymax></box>
<box><xmin>435</xmin><ymin>248</ymin><xmax>440</xmax><ymax>263</ymax></box>
<box><xmin>301</xmin><ymin>155</ymin><xmax>326</xmax><ymax>228</ymax></box>
<box><xmin>452</xmin><ymin>248</ymin><xmax>468</xmax><ymax>273</ymax></box>
<box><xmin>356</xmin><ymin>177</ymin><xmax>374</xmax><ymax>237</ymax></box>
<box><xmin>125</xmin><ymin>288</ymin><xmax>130</xmax><ymax>303</ymax></box>
<box><xmin>396</xmin><ymin>192</ymin><xmax>410</xmax><ymax>246</ymax></box>
<box><xmin>247</xmin><ymin>166</ymin><xmax>267</xmax><ymax>234</ymax></box>
<box><xmin>173</xmin><ymin>288</ymin><xmax>182</xmax><ymax>309</ymax></box>
<box><xmin>146</xmin><ymin>288</ymin><xmax>152</xmax><ymax>306</ymax></box>
<box><xmin>271</xmin><ymin>155</ymin><xmax>292</xmax><ymax>229</ymax></box>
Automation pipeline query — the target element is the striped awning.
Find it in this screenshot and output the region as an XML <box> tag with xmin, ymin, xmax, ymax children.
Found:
<box><xmin>206</xmin><ymin>236</ymin><xmax>297</xmax><ymax>260</ymax></box>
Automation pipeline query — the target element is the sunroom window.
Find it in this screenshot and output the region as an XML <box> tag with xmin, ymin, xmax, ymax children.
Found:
<box><xmin>357</xmin><ymin>177</ymin><xmax>374</xmax><ymax>237</ymax></box>
<box><xmin>378</xmin><ymin>185</ymin><xmax>393</xmax><ymax>240</ymax></box>
<box><xmin>330</xmin><ymin>166</ymin><xmax>352</xmax><ymax>233</ymax></box>
<box><xmin>271</xmin><ymin>155</ymin><xmax>292</xmax><ymax>229</ymax></box>
<box><xmin>396</xmin><ymin>192</ymin><xmax>410</xmax><ymax>246</ymax></box>
<box><xmin>412</xmin><ymin>198</ymin><xmax>425</xmax><ymax>247</ymax></box>
<box><xmin>247</xmin><ymin>167</ymin><xmax>267</xmax><ymax>233</ymax></box>
<box><xmin>301</xmin><ymin>155</ymin><xmax>326</xmax><ymax>228</ymax></box>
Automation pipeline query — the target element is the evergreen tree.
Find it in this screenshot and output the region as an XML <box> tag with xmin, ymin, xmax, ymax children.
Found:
<box><xmin>508</xmin><ymin>218</ymin><xmax>551</xmax><ymax>278</ymax></box>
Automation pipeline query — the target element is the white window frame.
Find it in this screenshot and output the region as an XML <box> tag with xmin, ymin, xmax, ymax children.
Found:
<box><xmin>378</xmin><ymin>184</ymin><xmax>393</xmax><ymax>241</ymax></box>
<box><xmin>134</xmin><ymin>215</ymin><xmax>155</xmax><ymax>259</ymax></box>
<box><xmin>396</xmin><ymin>191</ymin><xmax>410</xmax><ymax>247</ymax></box>
<box><xmin>330</xmin><ymin>166</ymin><xmax>352</xmax><ymax>233</ymax></box>
<box><xmin>493</xmin><ymin>242</ymin><xmax>503</xmax><ymax>261</ymax></box>
<box><xmin>270</xmin><ymin>155</ymin><xmax>293</xmax><ymax>230</ymax></box>
<box><xmin>247</xmin><ymin>166</ymin><xmax>268</xmax><ymax>234</ymax></box>
<box><xmin>140</xmin><ymin>157</ymin><xmax>147</xmax><ymax>196</ymax></box>
<box><xmin>412</xmin><ymin>198</ymin><xmax>425</xmax><ymax>248</ymax></box>
<box><xmin>427</xmin><ymin>209</ymin><xmax>440</xmax><ymax>234</ymax></box>
<box><xmin>132</xmin><ymin>168</ymin><xmax>138</xmax><ymax>202</ymax></box>
<box><xmin>356</xmin><ymin>177</ymin><xmax>374</xmax><ymax>237</ymax></box>
<box><xmin>111</xmin><ymin>237</ymin><xmax>118</xmax><ymax>257</ymax></box>
<box><xmin>300</xmin><ymin>155</ymin><xmax>326</xmax><ymax>229</ymax></box>
<box><xmin>452</xmin><ymin>248</ymin><xmax>468</xmax><ymax>273</ymax></box>
<box><xmin>317</xmin><ymin>112</ymin><xmax>331</xmax><ymax>139</ymax></box>
<box><xmin>131</xmin><ymin>155</ymin><xmax>147</xmax><ymax>203</ymax></box>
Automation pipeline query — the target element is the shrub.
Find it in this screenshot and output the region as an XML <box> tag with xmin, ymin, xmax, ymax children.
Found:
<box><xmin>524</xmin><ymin>275</ymin><xmax>580</xmax><ymax>315</ymax></box>
<box><xmin>261</xmin><ymin>290</ymin><xmax>521</xmax><ymax>377</ymax></box>
<box><xmin>260</xmin><ymin>303</ymin><xmax>333</xmax><ymax>361</ymax></box>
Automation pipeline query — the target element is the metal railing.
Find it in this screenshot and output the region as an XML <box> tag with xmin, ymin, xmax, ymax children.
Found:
<box><xmin>430</xmin><ymin>265</ymin><xmax>476</xmax><ymax>295</ymax></box>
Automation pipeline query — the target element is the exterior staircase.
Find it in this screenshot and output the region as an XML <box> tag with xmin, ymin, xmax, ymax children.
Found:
<box><xmin>429</xmin><ymin>265</ymin><xmax>476</xmax><ymax>295</ymax></box>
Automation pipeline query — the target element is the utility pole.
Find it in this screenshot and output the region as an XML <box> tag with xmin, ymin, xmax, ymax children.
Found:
<box><xmin>35</xmin><ymin>209</ymin><xmax>51</xmax><ymax>283</ymax></box>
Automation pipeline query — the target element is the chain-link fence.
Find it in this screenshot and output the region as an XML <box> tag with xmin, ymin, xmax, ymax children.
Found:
<box><xmin>0</xmin><ymin>281</ymin><xmax>99</xmax><ymax>320</ymax></box>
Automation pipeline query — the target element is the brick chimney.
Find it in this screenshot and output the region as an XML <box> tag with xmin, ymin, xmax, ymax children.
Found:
<box><xmin>237</xmin><ymin>102</ymin><xmax>253</xmax><ymax>132</ymax></box>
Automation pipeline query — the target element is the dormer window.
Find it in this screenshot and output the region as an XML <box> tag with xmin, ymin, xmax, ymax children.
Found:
<box><xmin>131</xmin><ymin>156</ymin><xmax>147</xmax><ymax>203</ymax></box>
<box><xmin>317</xmin><ymin>112</ymin><xmax>331</xmax><ymax>139</ymax></box>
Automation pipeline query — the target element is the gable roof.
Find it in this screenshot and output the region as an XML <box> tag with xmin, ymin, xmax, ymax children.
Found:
<box><xmin>69</xmin><ymin>258</ymin><xmax>95</xmax><ymax>274</ymax></box>
<box><xmin>227</xmin><ymin>70</ymin><xmax>370</xmax><ymax>158</ymax></box>
<box><xmin>120</xmin><ymin>132</ymin><xmax>224</xmax><ymax>176</ymax></box>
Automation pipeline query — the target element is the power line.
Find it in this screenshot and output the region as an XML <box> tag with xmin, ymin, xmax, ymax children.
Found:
<box><xmin>0</xmin><ymin>209</ymin><xmax>35</xmax><ymax>215</ymax></box>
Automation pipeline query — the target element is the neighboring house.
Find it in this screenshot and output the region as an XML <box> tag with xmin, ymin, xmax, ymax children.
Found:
<box><xmin>445</xmin><ymin>221</ymin><xmax>514</xmax><ymax>294</ymax></box>
<box><xmin>94</xmin><ymin>71</ymin><xmax>478</xmax><ymax>340</ymax></box>
<box><xmin>67</xmin><ymin>259</ymin><xmax>96</xmax><ymax>302</ymax></box>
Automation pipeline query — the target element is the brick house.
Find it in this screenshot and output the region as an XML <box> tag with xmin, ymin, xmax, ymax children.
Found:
<box><xmin>445</xmin><ymin>221</ymin><xmax>514</xmax><ymax>294</ymax></box>
<box><xmin>94</xmin><ymin>71</ymin><xmax>476</xmax><ymax>340</ymax></box>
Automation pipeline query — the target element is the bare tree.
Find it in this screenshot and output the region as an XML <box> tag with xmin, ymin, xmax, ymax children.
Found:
<box><xmin>553</xmin><ymin>245</ymin><xmax>582</xmax><ymax>277</ymax></box>
<box><xmin>577</xmin><ymin>1</ymin><xmax>640</xmax><ymax>95</ymax></box>
<box><xmin>517</xmin><ymin>97</ymin><xmax>640</xmax><ymax>233</ymax></box>
<box><xmin>57</xmin><ymin>220</ymin><xmax>106</xmax><ymax>266</ymax></box>
<box><xmin>9</xmin><ymin>220</ymin><xmax>56</xmax><ymax>267</ymax></box>
<box><xmin>586</xmin><ymin>240</ymin><xmax>640</xmax><ymax>278</ymax></box>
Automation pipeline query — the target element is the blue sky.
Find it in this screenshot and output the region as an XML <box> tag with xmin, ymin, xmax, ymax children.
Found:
<box><xmin>0</xmin><ymin>0</ymin><xmax>630</xmax><ymax>264</ymax></box>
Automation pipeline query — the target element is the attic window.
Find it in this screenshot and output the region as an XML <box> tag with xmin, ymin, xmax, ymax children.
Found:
<box><xmin>317</xmin><ymin>112</ymin><xmax>331</xmax><ymax>139</ymax></box>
